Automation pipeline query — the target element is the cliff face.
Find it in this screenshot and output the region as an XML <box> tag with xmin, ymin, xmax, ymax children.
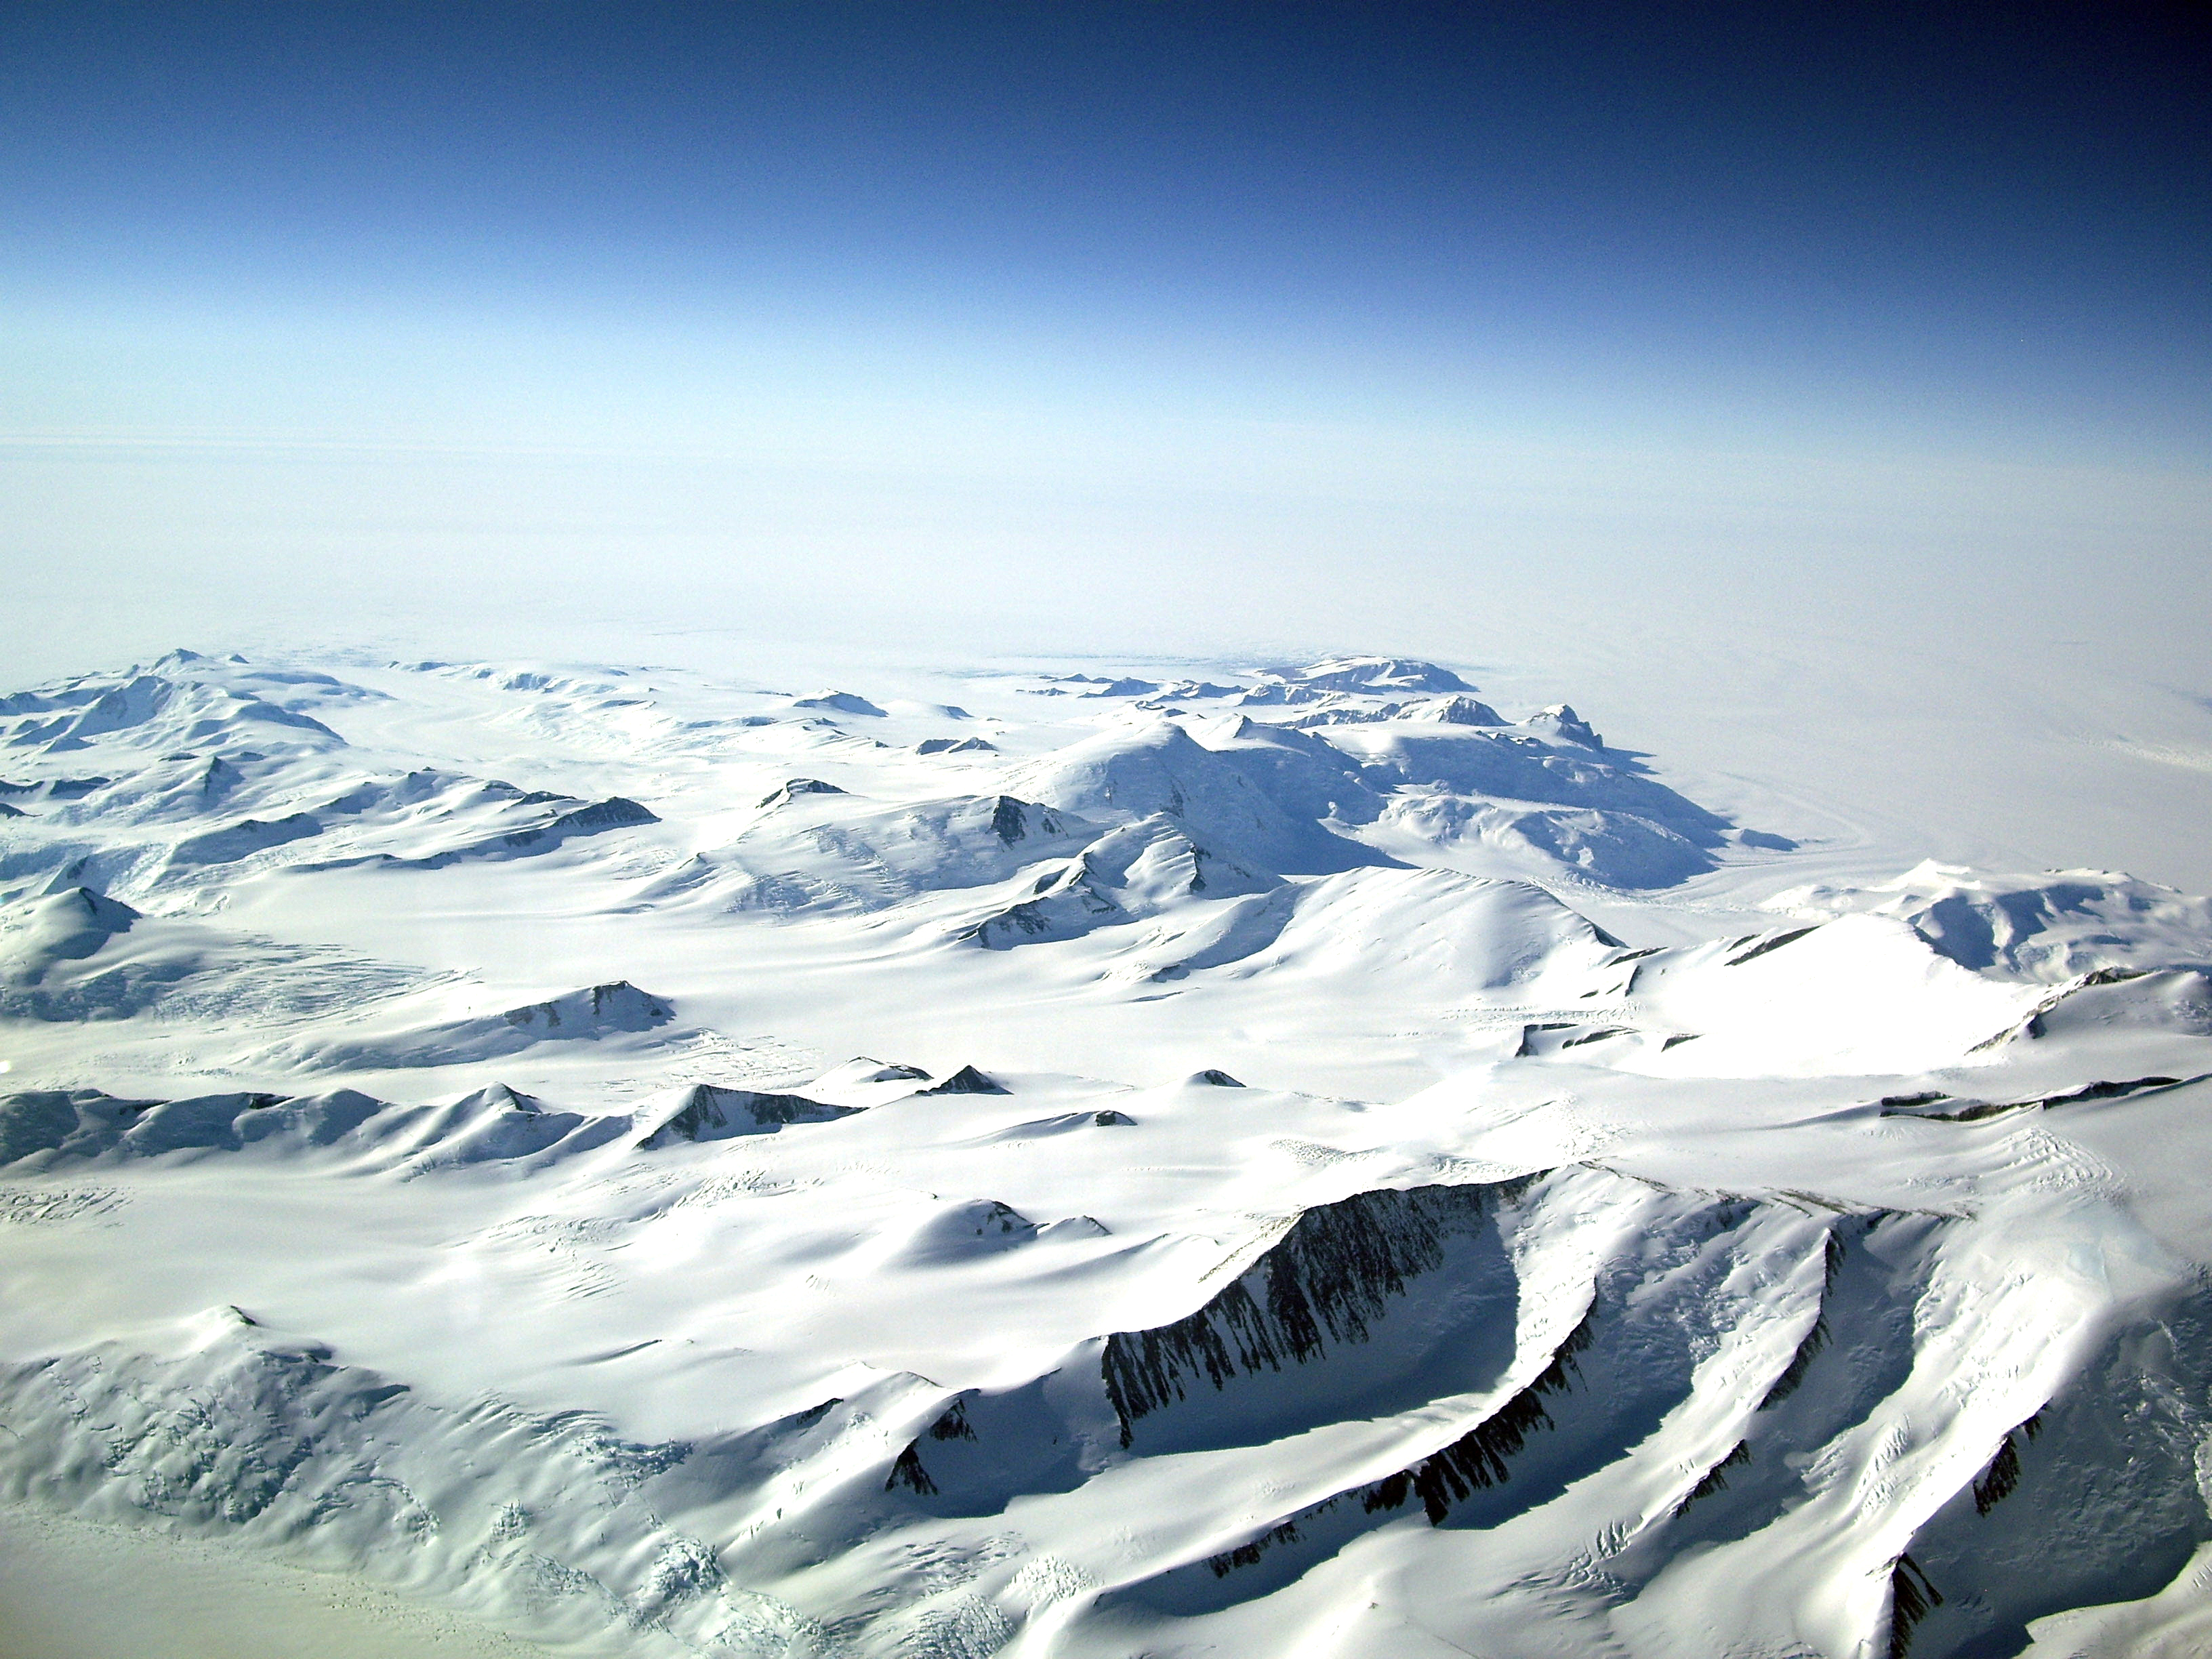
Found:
<box><xmin>1102</xmin><ymin>1180</ymin><xmax>1531</xmax><ymax>1443</ymax></box>
<box><xmin>1356</xmin><ymin>1310</ymin><xmax>1594</xmax><ymax>1525</ymax></box>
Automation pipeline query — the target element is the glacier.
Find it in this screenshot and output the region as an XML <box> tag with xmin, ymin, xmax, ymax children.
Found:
<box><xmin>2</xmin><ymin>647</ymin><xmax>2210</xmax><ymax>1658</ymax></box>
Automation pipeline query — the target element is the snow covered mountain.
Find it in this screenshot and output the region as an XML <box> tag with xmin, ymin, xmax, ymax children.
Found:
<box><xmin>3</xmin><ymin>648</ymin><xmax>2210</xmax><ymax>1659</ymax></box>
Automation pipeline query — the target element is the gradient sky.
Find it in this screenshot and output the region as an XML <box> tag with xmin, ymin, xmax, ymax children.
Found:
<box><xmin>1</xmin><ymin>1</ymin><xmax>2207</xmax><ymax>680</ymax></box>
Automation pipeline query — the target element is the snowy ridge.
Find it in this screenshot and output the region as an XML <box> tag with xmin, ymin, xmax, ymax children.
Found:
<box><xmin>4</xmin><ymin>649</ymin><xmax>2212</xmax><ymax>1657</ymax></box>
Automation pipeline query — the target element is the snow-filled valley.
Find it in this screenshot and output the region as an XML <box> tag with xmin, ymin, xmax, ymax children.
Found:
<box><xmin>3</xmin><ymin>647</ymin><xmax>2211</xmax><ymax>1659</ymax></box>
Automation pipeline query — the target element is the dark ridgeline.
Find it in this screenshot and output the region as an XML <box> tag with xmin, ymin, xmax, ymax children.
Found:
<box><xmin>1101</xmin><ymin>1180</ymin><xmax>1538</xmax><ymax>1445</ymax></box>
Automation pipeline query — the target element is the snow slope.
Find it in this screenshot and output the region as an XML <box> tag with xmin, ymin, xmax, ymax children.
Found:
<box><xmin>3</xmin><ymin>647</ymin><xmax>2211</xmax><ymax>1659</ymax></box>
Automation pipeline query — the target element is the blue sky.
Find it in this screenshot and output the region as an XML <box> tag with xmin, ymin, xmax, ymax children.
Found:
<box><xmin>2</xmin><ymin>2</ymin><xmax>2206</xmax><ymax>674</ymax></box>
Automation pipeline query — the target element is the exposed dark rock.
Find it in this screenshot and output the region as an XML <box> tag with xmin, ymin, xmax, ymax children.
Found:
<box><xmin>1513</xmin><ymin>1022</ymin><xmax>1575</xmax><ymax>1057</ymax></box>
<box><xmin>758</xmin><ymin>779</ymin><xmax>844</xmax><ymax>808</ymax></box>
<box><xmin>927</xmin><ymin>1399</ymin><xmax>976</xmax><ymax>1441</ymax></box>
<box><xmin>1724</xmin><ymin>926</ymin><xmax>1818</xmax><ymax>966</ymax></box>
<box><xmin>2036</xmin><ymin>1076</ymin><xmax>2182</xmax><ymax>1106</ymax></box>
<box><xmin>1561</xmin><ymin>1027</ymin><xmax>1634</xmax><ymax>1048</ymax></box>
<box><xmin>1080</xmin><ymin>678</ymin><xmax>1160</xmax><ymax>698</ymax></box>
<box><xmin>499</xmin><ymin>981</ymin><xmax>674</xmax><ymax>1034</ymax></box>
<box><xmin>1398</xmin><ymin>695</ymin><xmax>1507</xmax><ymax>726</ymax></box>
<box><xmin>1972</xmin><ymin>1435</ymin><xmax>2021</xmax><ymax>1515</ymax></box>
<box><xmin>1972</xmin><ymin>1413</ymin><xmax>2041</xmax><ymax>1515</ymax></box>
<box><xmin>989</xmin><ymin>795</ymin><xmax>1068</xmax><ymax>844</ymax></box>
<box><xmin>368</xmin><ymin>795</ymin><xmax>659</xmax><ymax>868</ymax></box>
<box><xmin>884</xmin><ymin>1443</ymin><xmax>937</xmax><ymax>1495</ymax></box>
<box><xmin>1193</xmin><ymin>1069</ymin><xmax>1244</xmax><ymax>1087</ymax></box>
<box><xmin>961</xmin><ymin>1201</ymin><xmax>1031</xmax><ymax>1237</ymax></box>
<box><xmin>1101</xmin><ymin>1180</ymin><xmax>1532</xmax><ymax>1445</ymax></box>
<box><xmin>790</xmin><ymin>691</ymin><xmax>886</xmax><ymax>717</ymax></box>
<box><xmin>1209</xmin><ymin>1518</ymin><xmax>1304</xmax><ymax>1576</ymax></box>
<box><xmin>1278</xmin><ymin>703</ymin><xmax>1400</xmax><ymax>729</ymax></box>
<box><xmin>1759</xmin><ymin>1231</ymin><xmax>1844</xmax><ymax>1408</ymax></box>
<box><xmin>1358</xmin><ymin>1313</ymin><xmax>1594</xmax><ymax>1525</ymax></box>
<box><xmin>471</xmin><ymin>1083</ymin><xmax>543</xmax><ymax>1116</ymax></box>
<box><xmin>1881</xmin><ymin>1076</ymin><xmax>2187</xmax><ymax>1122</ymax></box>
<box><xmin>1093</xmin><ymin>1109</ymin><xmax>1136</xmax><ymax>1126</ymax></box>
<box><xmin>642</xmin><ymin>1084</ymin><xmax>859</xmax><ymax>1146</ymax></box>
<box><xmin>1889</xmin><ymin>1554</ymin><xmax>1944</xmax><ymax>1659</ymax></box>
<box><xmin>862</xmin><ymin>1399</ymin><xmax>979</xmax><ymax>1505</ymax></box>
<box><xmin>919</xmin><ymin>1065</ymin><xmax>1009</xmax><ymax>1096</ymax></box>
<box><xmin>1526</xmin><ymin>704</ymin><xmax>1602</xmax><ymax>747</ymax></box>
<box><xmin>958</xmin><ymin>848</ymin><xmax>1131</xmax><ymax>947</ymax></box>
<box><xmin>1760</xmin><ymin>1311</ymin><xmax>1831</xmax><ymax>1409</ymax></box>
<box><xmin>733</xmin><ymin>1091</ymin><xmax>853</xmax><ymax>1126</ymax></box>
<box><xmin>1673</xmin><ymin>1439</ymin><xmax>1751</xmax><ymax>1516</ymax></box>
<box><xmin>515</xmin><ymin>796</ymin><xmax>657</xmax><ymax>842</ymax></box>
<box><xmin>916</xmin><ymin>737</ymin><xmax>997</xmax><ymax>755</ymax></box>
<box><xmin>1885</xmin><ymin>1097</ymin><xmax>2028</xmax><ymax>1124</ymax></box>
<box><xmin>2080</xmin><ymin>965</ymin><xmax>2152</xmax><ymax>987</ymax></box>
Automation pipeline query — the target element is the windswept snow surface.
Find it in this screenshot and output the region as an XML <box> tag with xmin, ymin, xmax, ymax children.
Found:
<box><xmin>3</xmin><ymin>649</ymin><xmax>2211</xmax><ymax>1659</ymax></box>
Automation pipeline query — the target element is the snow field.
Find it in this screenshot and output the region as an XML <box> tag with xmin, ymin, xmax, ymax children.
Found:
<box><xmin>2</xmin><ymin>649</ymin><xmax>2211</xmax><ymax>1656</ymax></box>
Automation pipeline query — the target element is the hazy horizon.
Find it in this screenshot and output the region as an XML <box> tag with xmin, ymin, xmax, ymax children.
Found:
<box><xmin>4</xmin><ymin>2</ymin><xmax>2209</xmax><ymax>881</ymax></box>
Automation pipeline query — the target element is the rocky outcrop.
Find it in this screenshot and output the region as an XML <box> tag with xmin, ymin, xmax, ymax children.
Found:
<box><xmin>918</xmin><ymin>1065</ymin><xmax>1009</xmax><ymax>1096</ymax></box>
<box><xmin>789</xmin><ymin>692</ymin><xmax>886</xmax><ymax>717</ymax></box>
<box><xmin>758</xmin><ymin>779</ymin><xmax>846</xmax><ymax>808</ymax></box>
<box><xmin>639</xmin><ymin>1084</ymin><xmax>858</xmax><ymax>1147</ymax></box>
<box><xmin>501</xmin><ymin>981</ymin><xmax>672</xmax><ymax>1034</ymax></box>
<box><xmin>916</xmin><ymin>737</ymin><xmax>996</xmax><ymax>756</ymax></box>
<box><xmin>1356</xmin><ymin>1313</ymin><xmax>1593</xmax><ymax>1525</ymax></box>
<box><xmin>1395</xmin><ymin>695</ymin><xmax>1507</xmax><ymax>726</ymax></box>
<box><xmin>1888</xmin><ymin>1555</ymin><xmax>1944</xmax><ymax>1658</ymax></box>
<box><xmin>1101</xmin><ymin>1181</ymin><xmax>1529</xmax><ymax>1444</ymax></box>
